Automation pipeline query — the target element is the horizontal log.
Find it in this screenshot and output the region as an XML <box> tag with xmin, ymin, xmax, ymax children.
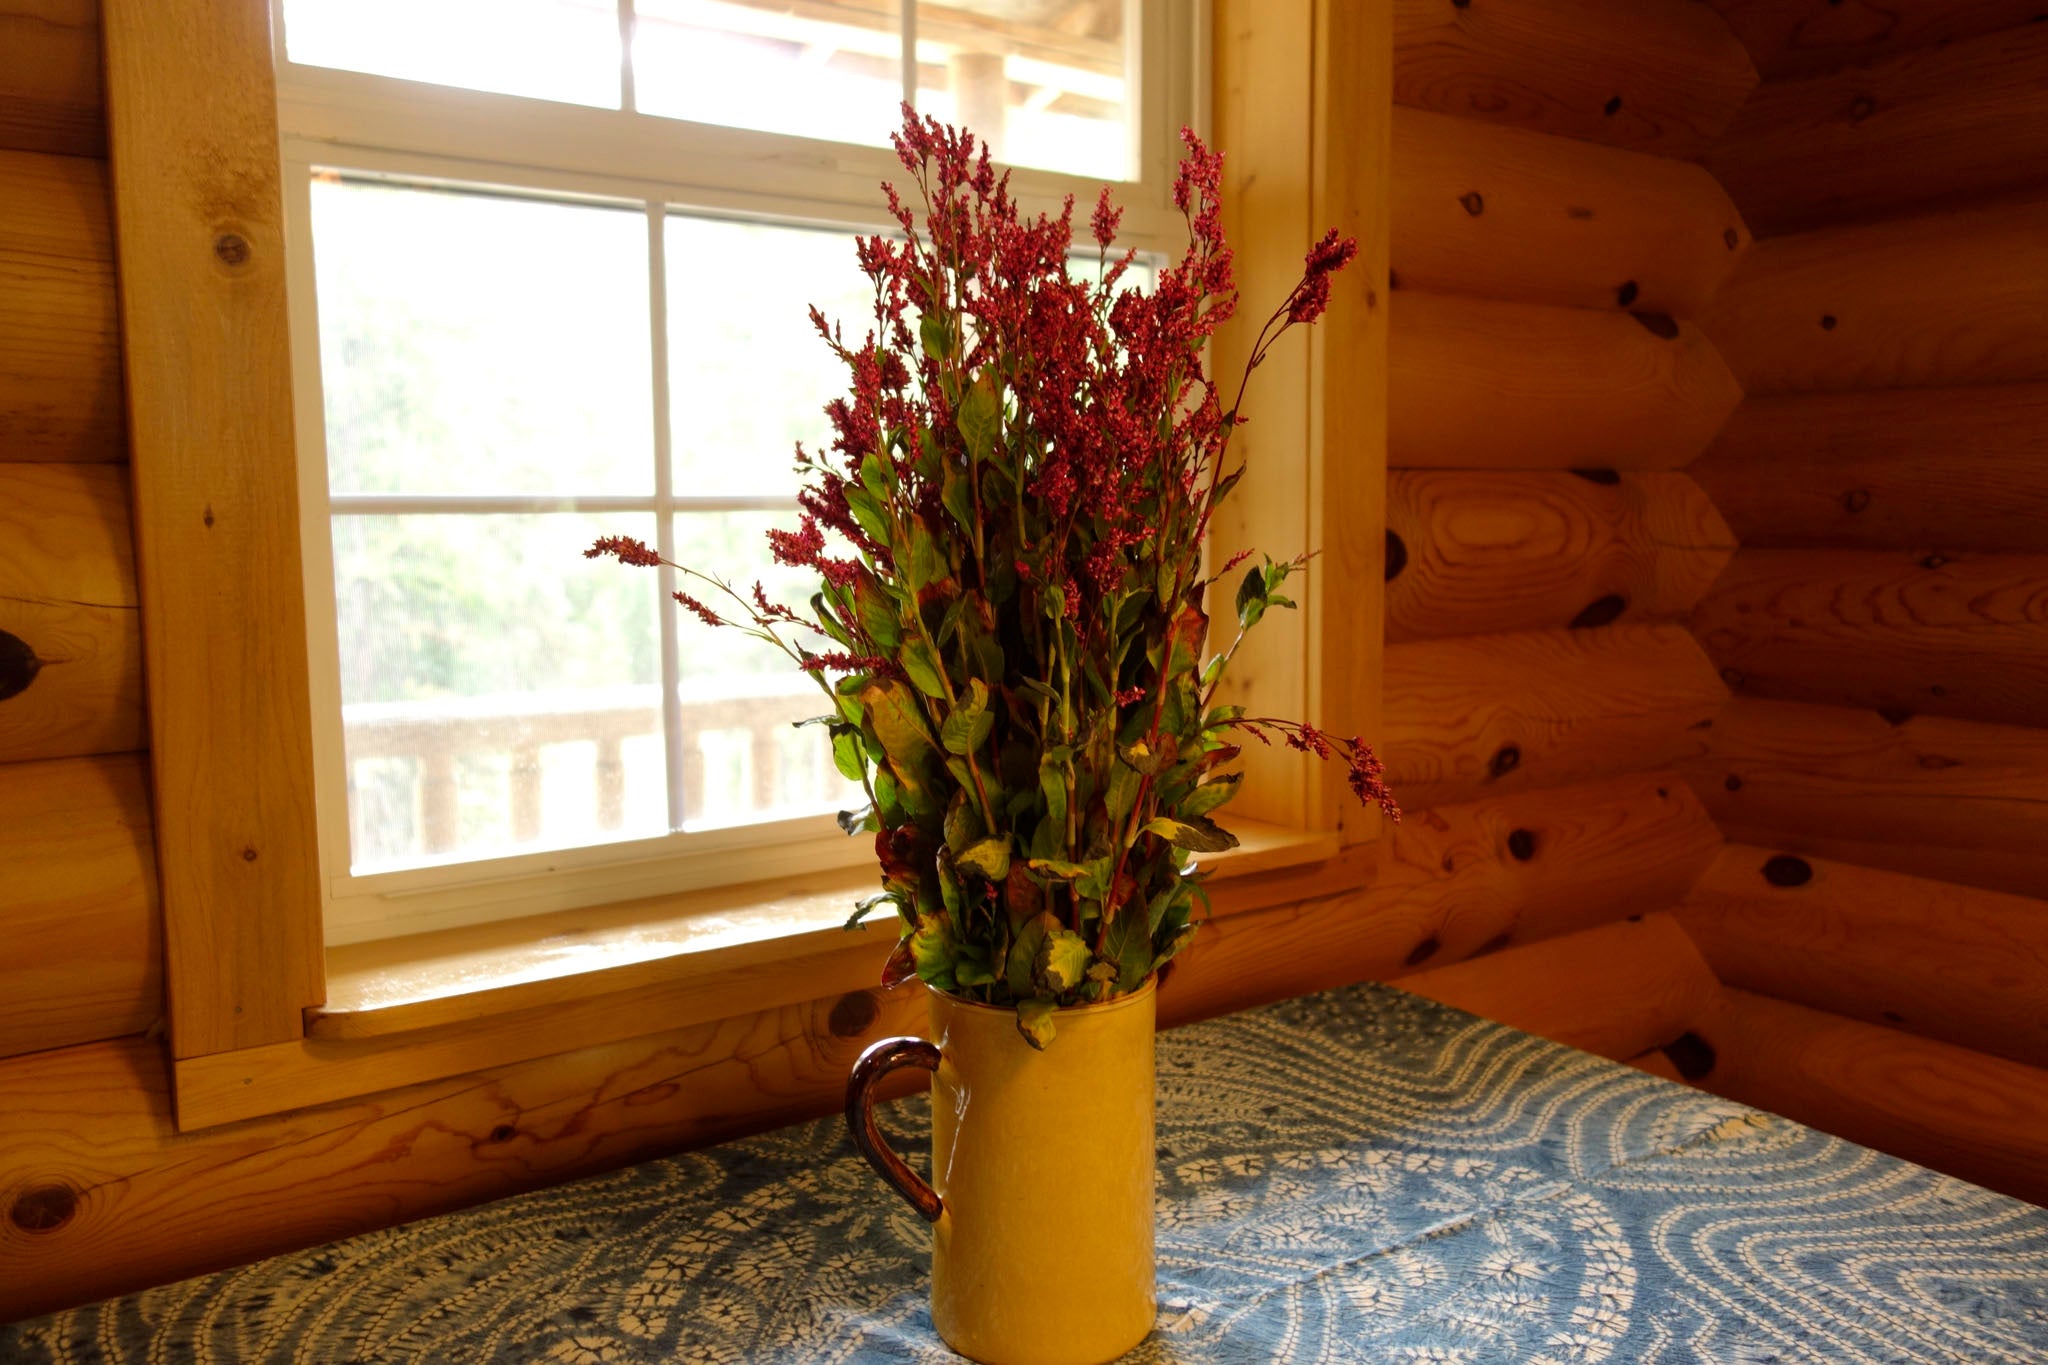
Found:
<box><xmin>1166</xmin><ymin>772</ymin><xmax>1723</xmax><ymax>1028</ymax></box>
<box><xmin>1386</xmin><ymin>469</ymin><xmax>1734</xmax><ymax>641</ymax></box>
<box><xmin>1704</xmin><ymin>199</ymin><xmax>2048</xmax><ymax>395</ymax></box>
<box><xmin>1385</xmin><ymin>624</ymin><xmax>1727</xmax><ymax>810</ymax></box>
<box><xmin>0</xmin><ymin>753</ymin><xmax>159</xmax><ymax>1060</ymax></box>
<box><xmin>1396</xmin><ymin>913</ymin><xmax>1720</xmax><ymax>1062</ymax></box>
<box><xmin>1677</xmin><ymin>843</ymin><xmax>2048</xmax><ymax>1069</ymax></box>
<box><xmin>1682</xmin><ymin>696</ymin><xmax>2048</xmax><ymax>902</ymax></box>
<box><xmin>1690</xmin><ymin>987</ymin><xmax>2048</xmax><ymax>1207</ymax></box>
<box><xmin>0</xmin><ymin>147</ymin><xmax>123</xmax><ymax>461</ymax></box>
<box><xmin>1390</xmin><ymin>292</ymin><xmax>1744</xmax><ymax>469</ymax></box>
<box><xmin>0</xmin><ymin>0</ymin><xmax>102</xmax><ymax>157</ymax></box>
<box><xmin>0</xmin><ymin>463</ymin><xmax>143</xmax><ymax>763</ymax></box>
<box><xmin>1690</xmin><ymin>386</ymin><xmax>2048</xmax><ymax>552</ymax></box>
<box><xmin>1390</xmin><ymin>107</ymin><xmax>1750</xmax><ymax>316</ymax></box>
<box><xmin>1707</xmin><ymin>25</ymin><xmax>2048</xmax><ymax>236</ymax></box>
<box><xmin>1393</xmin><ymin>0</ymin><xmax>1756</xmax><ymax>158</ymax></box>
<box><xmin>1700</xmin><ymin>0</ymin><xmax>2048</xmax><ymax>80</ymax></box>
<box><xmin>1691</xmin><ymin>548</ymin><xmax>2048</xmax><ymax>729</ymax></box>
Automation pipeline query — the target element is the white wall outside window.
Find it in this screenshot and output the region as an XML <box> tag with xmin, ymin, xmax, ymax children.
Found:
<box><xmin>273</xmin><ymin>0</ymin><xmax>1206</xmax><ymax>945</ymax></box>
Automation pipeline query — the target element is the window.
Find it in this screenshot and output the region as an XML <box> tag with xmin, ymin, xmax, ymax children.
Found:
<box><xmin>275</xmin><ymin>0</ymin><xmax>1202</xmax><ymax>945</ymax></box>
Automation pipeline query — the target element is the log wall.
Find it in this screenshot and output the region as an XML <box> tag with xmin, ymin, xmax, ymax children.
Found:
<box><xmin>1673</xmin><ymin>4</ymin><xmax>2048</xmax><ymax>1203</ymax></box>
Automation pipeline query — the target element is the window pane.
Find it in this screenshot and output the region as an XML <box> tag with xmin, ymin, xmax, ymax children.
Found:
<box><xmin>334</xmin><ymin>513</ymin><xmax>666</xmax><ymax>872</ymax></box>
<box><xmin>312</xmin><ymin>178</ymin><xmax>654</xmax><ymax>496</ymax></box>
<box><xmin>672</xmin><ymin>512</ymin><xmax>863</xmax><ymax>829</ymax></box>
<box><xmin>666</xmin><ymin>215</ymin><xmax>877</xmax><ymax>497</ymax></box>
<box><xmin>634</xmin><ymin>0</ymin><xmax>903</xmax><ymax>147</ymax></box>
<box><xmin>283</xmin><ymin>0</ymin><xmax>622</xmax><ymax>108</ymax></box>
<box><xmin>913</xmin><ymin>0</ymin><xmax>1131</xmax><ymax>182</ymax></box>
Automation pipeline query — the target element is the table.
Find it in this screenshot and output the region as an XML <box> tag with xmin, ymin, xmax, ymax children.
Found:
<box><xmin>5</xmin><ymin>983</ymin><xmax>2046</xmax><ymax>1363</ymax></box>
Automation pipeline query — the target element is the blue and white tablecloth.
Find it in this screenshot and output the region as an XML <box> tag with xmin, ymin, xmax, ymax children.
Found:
<box><xmin>6</xmin><ymin>983</ymin><xmax>2046</xmax><ymax>1363</ymax></box>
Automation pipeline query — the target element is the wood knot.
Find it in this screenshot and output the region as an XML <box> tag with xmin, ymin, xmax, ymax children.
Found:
<box><xmin>487</xmin><ymin>1124</ymin><xmax>518</xmax><ymax>1143</ymax></box>
<box><xmin>241</xmin><ymin>846</ymin><xmax>258</xmax><ymax>862</ymax></box>
<box><xmin>213</xmin><ymin>232</ymin><xmax>251</xmax><ymax>266</ymax></box>
<box><xmin>1723</xmin><ymin>227</ymin><xmax>1741</xmax><ymax>250</ymax></box>
<box><xmin>1506</xmin><ymin>828</ymin><xmax>1537</xmax><ymax>861</ymax></box>
<box><xmin>1570</xmin><ymin>594</ymin><xmax>1626</xmax><ymax>629</ymax></box>
<box><xmin>1720</xmin><ymin>667</ymin><xmax>1746</xmax><ymax>689</ymax></box>
<box><xmin>1881</xmin><ymin>1010</ymin><xmax>1905</xmax><ymax>1025</ymax></box>
<box><xmin>1565</xmin><ymin>205</ymin><xmax>1594</xmax><ymax>220</ymax></box>
<box><xmin>1488</xmin><ymin>744</ymin><xmax>1521</xmax><ymax>779</ymax></box>
<box><xmin>1929</xmin><ymin>684</ymin><xmax>1947</xmax><ymax>697</ymax></box>
<box><xmin>1629</xmin><ymin>310</ymin><xmax>1679</xmax><ymax>339</ymax></box>
<box><xmin>1724</xmin><ymin>774</ymin><xmax>1743</xmax><ymax>792</ymax></box>
<box><xmin>1820</xmin><ymin>314</ymin><xmax>1838</xmax><ymax>330</ymax></box>
<box><xmin>1847</xmin><ymin>95</ymin><xmax>1876</xmax><ymax>124</ymax></box>
<box><xmin>1919</xmin><ymin>753</ymin><xmax>1960</xmax><ymax>770</ymax></box>
<box><xmin>1603</xmin><ymin>95</ymin><xmax>1623</xmax><ymax>116</ymax></box>
<box><xmin>1615</xmin><ymin>280</ymin><xmax>1639</xmax><ymax>308</ymax></box>
<box><xmin>1384</xmin><ymin>529</ymin><xmax>1408</xmax><ymax>581</ymax></box>
<box><xmin>1662</xmin><ymin>1032</ymin><xmax>1716</xmax><ymax>1081</ymax></box>
<box><xmin>0</xmin><ymin>629</ymin><xmax>42</xmax><ymax>702</ymax></box>
<box><xmin>1841</xmin><ymin>489</ymin><xmax>1871</xmax><ymax>514</ymax></box>
<box><xmin>1569</xmin><ymin>467</ymin><xmax>1620</xmax><ymax>485</ymax></box>
<box><xmin>1404</xmin><ymin>936</ymin><xmax>1441</xmax><ymax>967</ymax></box>
<box><xmin>829</xmin><ymin>990</ymin><xmax>881</xmax><ymax>1038</ymax></box>
<box><xmin>203</xmin><ymin>505</ymin><xmax>215</xmax><ymax>529</ymax></box>
<box><xmin>1876</xmin><ymin>707</ymin><xmax>1913</xmax><ymax>726</ymax></box>
<box><xmin>1388</xmin><ymin>267</ymin><xmax>1401</xmax><ymax>291</ymax></box>
<box><xmin>1458</xmin><ymin>191</ymin><xmax>1485</xmax><ymax>216</ymax></box>
<box><xmin>1921</xmin><ymin>554</ymin><xmax>1948</xmax><ymax>570</ymax></box>
<box><xmin>1762</xmin><ymin>854</ymin><xmax>1812</xmax><ymax>888</ymax></box>
<box><xmin>9</xmin><ymin>1183</ymin><xmax>77</xmax><ymax>1233</ymax></box>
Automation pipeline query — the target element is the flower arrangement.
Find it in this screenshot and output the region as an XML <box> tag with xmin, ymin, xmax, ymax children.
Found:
<box><xmin>591</xmin><ymin>108</ymin><xmax>1395</xmax><ymax>1047</ymax></box>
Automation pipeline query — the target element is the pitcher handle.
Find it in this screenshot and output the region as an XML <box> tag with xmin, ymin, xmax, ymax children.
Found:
<box><xmin>845</xmin><ymin>1036</ymin><xmax>944</xmax><ymax>1223</ymax></box>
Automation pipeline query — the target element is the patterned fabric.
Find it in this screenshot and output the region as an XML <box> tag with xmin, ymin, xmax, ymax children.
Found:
<box><xmin>7</xmin><ymin>984</ymin><xmax>2046</xmax><ymax>1363</ymax></box>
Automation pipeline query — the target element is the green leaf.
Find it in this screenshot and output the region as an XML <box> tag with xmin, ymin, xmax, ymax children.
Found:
<box><xmin>941</xmin><ymin>678</ymin><xmax>994</xmax><ymax>755</ymax></box>
<box><xmin>1140</xmin><ymin>814</ymin><xmax>1240</xmax><ymax>853</ymax></box>
<box><xmin>910</xmin><ymin>916</ymin><xmax>957</xmax><ymax>991</ymax></box>
<box><xmin>901</xmin><ymin>638</ymin><xmax>947</xmax><ymax>699</ymax></box>
<box><xmin>1026</xmin><ymin>857</ymin><xmax>1091</xmax><ymax>880</ymax></box>
<box><xmin>943</xmin><ymin>791</ymin><xmax>983</xmax><ymax>855</ymax></box>
<box><xmin>956</xmin><ymin>374</ymin><xmax>1001</xmax><ymax>460</ymax></box>
<box><xmin>830</xmin><ymin>725</ymin><xmax>867</xmax><ymax>782</ymax></box>
<box><xmin>1006</xmin><ymin>914</ymin><xmax>1052</xmax><ymax>996</ymax></box>
<box><xmin>906</xmin><ymin>522</ymin><xmax>944</xmax><ymax>593</ymax></box>
<box><xmin>836</xmin><ymin>804</ymin><xmax>877</xmax><ymax>837</ymax></box>
<box><xmin>1038</xmin><ymin>928</ymin><xmax>1092</xmax><ymax>993</ymax></box>
<box><xmin>1154</xmin><ymin>922</ymin><xmax>1198</xmax><ymax>968</ymax></box>
<box><xmin>860</xmin><ymin>678</ymin><xmax>936</xmax><ymax>800</ymax></box>
<box><xmin>1106</xmin><ymin>759</ymin><xmax>1144</xmax><ymax>827</ymax></box>
<box><xmin>1119</xmin><ymin>735</ymin><xmax>1177</xmax><ymax>776</ymax></box>
<box><xmin>954</xmin><ymin>946</ymin><xmax>997</xmax><ymax>988</ymax></box>
<box><xmin>843</xmin><ymin>892</ymin><xmax>898</xmax><ymax>930</ymax></box>
<box><xmin>1100</xmin><ymin>908</ymin><xmax>1153</xmax><ymax>991</ymax></box>
<box><xmin>919</xmin><ymin>312</ymin><xmax>949</xmax><ymax>362</ymax></box>
<box><xmin>1037</xmin><ymin>759</ymin><xmax>1068</xmax><ymax>833</ymax></box>
<box><xmin>957</xmin><ymin>836</ymin><xmax>1012</xmax><ymax>883</ymax></box>
<box><xmin>859</xmin><ymin>451</ymin><xmax>890</xmax><ymax>498</ymax></box>
<box><xmin>844</xmin><ymin>485</ymin><xmax>890</xmax><ymax>545</ymax></box>
<box><xmin>940</xmin><ymin>465</ymin><xmax>977</xmax><ymax>538</ymax></box>
<box><xmin>1235</xmin><ymin>565</ymin><xmax>1266</xmax><ymax>629</ymax></box>
<box><xmin>1179</xmin><ymin>772</ymin><xmax>1242</xmax><ymax>819</ymax></box>
<box><xmin>1015</xmin><ymin>998</ymin><xmax>1058</xmax><ymax>1050</ymax></box>
<box><xmin>854</xmin><ymin>576</ymin><xmax>901</xmax><ymax>649</ymax></box>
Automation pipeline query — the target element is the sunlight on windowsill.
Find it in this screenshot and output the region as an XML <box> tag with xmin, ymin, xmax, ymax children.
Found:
<box><xmin>310</xmin><ymin>819</ymin><xmax>1342</xmax><ymax>1041</ymax></box>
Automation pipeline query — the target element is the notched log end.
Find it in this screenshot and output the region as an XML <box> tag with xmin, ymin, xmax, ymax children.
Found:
<box><xmin>0</xmin><ymin>629</ymin><xmax>42</xmax><ymax>701</ymax></box>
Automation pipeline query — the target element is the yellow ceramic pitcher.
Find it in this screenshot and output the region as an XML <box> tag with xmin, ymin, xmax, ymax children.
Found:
<box><xmin>846</xmin><ymin>981</ymin><xmax>1158</xmax><ymax>1365</ymax></box>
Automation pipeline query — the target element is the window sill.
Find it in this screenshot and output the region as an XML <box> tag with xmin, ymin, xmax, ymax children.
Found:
<box><xmin>311</xmin><ymin>818</ymin><xmax>1343</xmax><ymax>1039</ymax></box>
<box><xmin>171</xmin><ymin>820</ymin><xmax>1358</xmax><ymax>1132</ymax></box>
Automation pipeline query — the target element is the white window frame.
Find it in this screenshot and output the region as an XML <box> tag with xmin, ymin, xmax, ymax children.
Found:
<box><xmin>273</xmin><ymin>0</ymin><xmax>1208</xmax><ymax>946</ymax></box>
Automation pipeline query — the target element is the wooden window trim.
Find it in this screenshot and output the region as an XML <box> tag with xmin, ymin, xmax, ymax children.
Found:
<box><xmin>103</xmin><ymin>0</ymin><xmax>1386</xmax><ymax>1132</ymax></box>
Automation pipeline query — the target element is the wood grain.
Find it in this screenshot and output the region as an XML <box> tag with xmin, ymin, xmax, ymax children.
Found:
<box><xmin>1682</xmin><ymin>696</ymin><xmax>2048</xmax><ymax>902</ymax></box>
<box><xmin>0</xmin><ymin>753</ymin><xmax>159</xmax><ymax>1060</ymax></box>
<box><xmin>1690</xmin><ymin>987</ymin><xmax>2048</xmax><ymax>1207</ymax></box>
<box><xmin>1391</xmin><ymin>107</ymin><xmax>1750</xmax><ymax>317</ymax></box>
<box><xmin>1701</xmin><ymin>0</ymin><xmax>2048</xmax><ymax>80</ymax></box>
<box><xmin>102</xmin><ymin>0</ymin><xmax>324</xmax><ymax>1055</ymax></box>
<box><xmin>1397</xmin><ymin>913</ymin><xmax>1720</xmax><ymax>1063</ymax></box>
<box><xmin>1386</xmin><ymin>470</ymin><xmax>1734</xmax><ymax>641</ymax></box>
<box><xmin>1691</xmin><ymin>548</ymin><xmax>2048</xmax><ymax>730</ymax></box>
<box><xmin>1392</xmin><ymin>0</ymin><xmax>1757</xmax><ymax>158</ymax></box>
<box><xmin>1385</xmin><ymin>625</ymin><xmax>1728</xmax><ymax>810</ymax></box>
<box><xmin>1164</xmin><ymin>772</ymin><xmax>1723</xmax><ymax>1027</ymax></box>
<box><xmin>1708</xmin><ymin>24</ymin><xmax>2048</xmax><ymax>235</ymax></box>
<box><xmin>1690</xmin><ymin>386</ymin><xmax>2048</xmax><ymax>553</ymax></box>
<box><xmin>1677</xmin><ymin>843</ymin><xmax>2048</xmax><ymax>1070</ymax></box>
<box><xmin>0</xmin><ymin>147</ymin><xmax>122</xmax><ymax>463</ymax></box>
<box><xmin>0</xmin><ymin>0</ymin><xmax>102</xmax><ymax>158</ymax></box>
<box><xmin>0</xmin><ymin>463</ymin><xmax>143</xmax><ymax>763</ymax></box>
<box><xmin>1703</xmin><ymin>199</ymin><xmax>2048</xmax><ymax>395</ymax></box>
<box><xmin>1389</xmin><ymin>292</ymin><xmax>1744</xmax><ymax>470</ymax></box>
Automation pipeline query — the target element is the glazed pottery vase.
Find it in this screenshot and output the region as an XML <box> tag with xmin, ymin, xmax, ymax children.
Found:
<box><xmin>845</xmin><ymin>980</ymin><xmax>1158</xmax><ymax>1365</ymax></box>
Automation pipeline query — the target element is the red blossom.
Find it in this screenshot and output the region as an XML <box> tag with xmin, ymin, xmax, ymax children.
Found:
<box><xmin>674</xmin><ymin>591</ymin><xmax>723</xmax><ymax>627</ymax></box>
<box><xmin>586</xmin><ymin>535</ymin><xmax>662</xmax><ymax>567</ymax></box>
